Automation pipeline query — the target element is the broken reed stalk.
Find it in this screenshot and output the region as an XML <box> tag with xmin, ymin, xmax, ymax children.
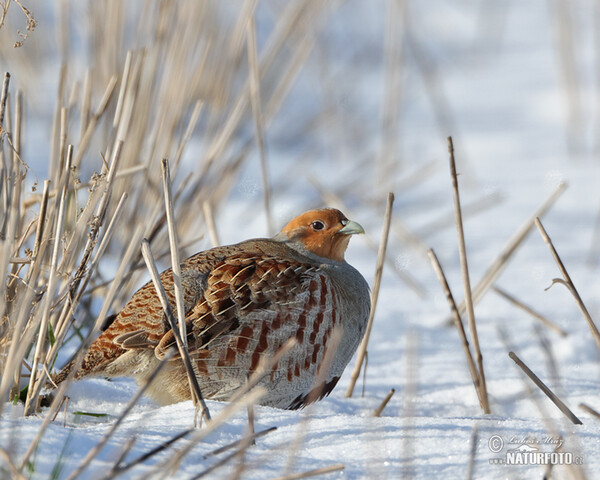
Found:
<box><xmin>140</xmin><ymin>239</ymin><xmax>211</xmax><ymax>422</ymax></box>
<box><xmin>346</xmin><ymin>192</ymin><xmax>394</xmax><ymax>398</ymax></box>
<box><xmin>534</xmin><ymin>217</ymin><xmax>600</xmax><ymax>352</ymax></box>
<box><xmin>247</xmin><ymin>11</ymin><xmax>273</xmax><ymax>236</ymax></box>
<box><xmin>270</xmin><ymin>464</ymin><xmax>345</xmax><ymax>480</ymax></box>
<box><xmin>447</xmin><ymin>137</ymin><xmax>490</xmax><ymax>414</ymax></box>
<box><xmin>493</xmin><ymin>286</ymin><xmax>567</xmax><ymax>337</ymax></box>
<box><xmin>63</xmin><ymin>351</ymin><xmax>175</xmax><ymax>480</ymax></box>
<box><xmin>428</xmin><ymin>249</ymin><xmax>485</xmax><ymax>410</ymax></box>
<box><xmin>508</xmin><ymin>351</ymin><xmax>582</xmax><ymax>425</ymax></box>
<box><xmin>457</xmin><ymin>182</ymin><xmax>567</xmax><ymax>316</ymax></box>
<box><xmin>372</xmin><ymin>388</ymin><xmax>395</xmax><ymax>417</ymax></box>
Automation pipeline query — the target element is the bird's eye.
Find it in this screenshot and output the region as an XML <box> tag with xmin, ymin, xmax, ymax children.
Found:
<box><xmin>311</xmin><ymin>220</ymin><xmax>325</xmax><ymax>231</ymax></box>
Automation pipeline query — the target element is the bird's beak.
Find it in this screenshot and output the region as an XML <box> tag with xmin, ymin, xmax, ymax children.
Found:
<box><xmin>338</xmin><ymin>220</ymin><xmax>365</xmax><ymax>235</ymax></box>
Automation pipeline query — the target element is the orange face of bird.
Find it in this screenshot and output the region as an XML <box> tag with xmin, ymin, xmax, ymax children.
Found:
<box><xmin>280</xmin><ymin>208</ymin><xmax>365</xmax><ymax>262</ymax></box>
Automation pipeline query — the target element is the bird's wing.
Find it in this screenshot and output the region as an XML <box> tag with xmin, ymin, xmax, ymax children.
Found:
<box><xmin>153</xmin><ymin>250</ymin><xmax>321</xmax><ymax>360</ymax></box>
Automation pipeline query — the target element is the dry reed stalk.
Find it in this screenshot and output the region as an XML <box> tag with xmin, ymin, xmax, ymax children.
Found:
<box><xmin>428</xmin><ymin>249</ymin><xmax>484</xmax><ymax>409</ymax></box>
<box><xmin>447</xmin><ymin>137</ymin><xmax>489</xmax><ymax>414</ymax></box>
<box><xmin>372</xmin><ymin>388</ymin><xmax>395</xmax><ymax>417</ymax></box>
<box><xmin>49</xmin><ymin>191</ymin><xmax>129</xmax><ymax>360</ymax></box>
<box><xmin>284</xmin><ymin>328</ymin><xmax>343</xmax><ymax>476</ymax></box>
<box><xmin>550</xmin><ymin>0</ymin><xmax>582</xmax><ymax>156</ymax></box>
<box><xmin>107</xmin><ymin>429</ymin><xmax>192</xmax><ymax>478</ymax></box>
<box><xmin>416</xmin><ymin>191</ymin><xmax>503</xmax><ymax>238</ymax></box>
<box><xmin>378</xmin><ymin>0</ymin><xmax>406</xmax><ymax>189</ymax></box>
<box><xmin>457</xmin><ymin>182</ymin><xmax>566</xmax><ymax>316</ymax></box>
<box><xmin>346</xmin><ymin>192</ymin><xmax>394</xmax><ymax>398</ymax></box>
<box><xmin>271</xmin><ymin>464</ymin><xmax>345</xmax><ymax>480</ymax></box>
<box><xmin>161</xmin><ymin>159</ymin><xmax>187</xmax><ymax>347</ymax></box>
<box><xmin>141</xmin><ymin>239</ymin><xmax>210</xmax><ymax>422</ymax></box>
<box><xmin>201</xmin><ymin>0</ymin><xmax>316</xmax><ymax>170</ymax></box>
<box><xmin>535</xmin><ymin>217</ymin><xmax>600</xmax><ymax>352</ymax></box>
<box><xmin>0</xmin><ymin>446</ymin><xmax>26</xmax><ymax>480</ymax></box>
<box><xmin>579</xmin><ymin>403</ymin><xmax>600</xmax><ymax>420</ymax></box>
<box><xmin>23</xmin><ymin>145</ymin><xmax>73</xmax><ymax>416</ymax></box>
<box><xmin>466</xmin><ymin>423</ymin><xmax>479</xmax><ymax>480</ymax></box>
<box><xmin>204</xmin><ymin>427</ymin><xmax>277</xmax><ymax>458</ymax></box>
<box><xmin>0</xmin><ymin>72</ymin><xmax>9</xmax><ymax>128</ymax></box>
<box><xmin>202</xmin><ymin>200</ymin><xmax>220</xmax><ymax>247</ymax></box>
<box><xmin>400</xmin><ymin>330</ymin><xmax>418</xmax><ymax>480</ymax></box>
<box><xmin>156</xmin><ymin>339</ymin><xmax>297</xmax><ymax>477</ymax></box>
<box><xmin>63</xmin><ymin>351</ymin><xmax>175</xmax><ymax>480</ymax></box>
<box><xmin>508</xmin><ymin>351</ymin><xmax>582</xmax><ymax>425</ymax></box>
<box><xmin>156</xmin><ymin>388</ymin><xmax>266</xmax><ymax>480</ymax></box>
<box><xmin>71</xmin><ymin>76</ymin><xmax>118</xmax><ymax>169</ymax></box>
<box><xmin>493</xmin><ymin>286</ymin><xmax>567</xmax><ymax>337</ymax></box>
<box><xmin>247</xmin><ymin>12</ymin><xmax>274</xmax><ymax>236</ymax></box>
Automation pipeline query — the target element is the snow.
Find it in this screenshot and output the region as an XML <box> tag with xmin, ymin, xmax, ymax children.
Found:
<box><xmin>2</xmin><ymin>1</ymin><xmax>600</xmax><ymax>479</ymax></box>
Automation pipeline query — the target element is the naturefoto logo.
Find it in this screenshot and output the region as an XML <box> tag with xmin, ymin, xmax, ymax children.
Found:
<box><xmin>488</xmin><ymin>435</ymin><xmax>583</xmax><ymax>466</ymax></box>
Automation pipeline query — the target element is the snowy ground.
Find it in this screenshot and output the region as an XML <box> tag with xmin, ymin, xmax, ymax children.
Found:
<box><xmin>2</xmin><ymin>1</ymin><xmax>600</xmax><ymax>479</ymax></box>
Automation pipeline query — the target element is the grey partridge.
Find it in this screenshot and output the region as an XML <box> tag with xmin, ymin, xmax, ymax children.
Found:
<box><xmin>54</xmin><ymin>208</ymin><xmax>370</xmax><ymax>409</ymax></box>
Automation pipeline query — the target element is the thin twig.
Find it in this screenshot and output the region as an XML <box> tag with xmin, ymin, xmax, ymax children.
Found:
<box><xmin>346</xmin><ymin>192</ymin><xmax>394</xmax><ymax>397</ymax></box>
<box><xmin>508</xmin><ymin>351</ymin><xmax>582</xmax><ymax>425</ymax></box>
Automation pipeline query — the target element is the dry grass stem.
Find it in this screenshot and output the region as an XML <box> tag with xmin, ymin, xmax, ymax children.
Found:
<box><xmin>141</xmin><ymin>239</ymin><xmax>211</xmax><ymax>422</ymax></box>
<box><xmin>493</xmin><ymin>286</ymin><xmax>567</xmax><ymax>337</ymax></box>
<box><xmin>535</xmin><ymin>217</ymin><xmax>600</xmax><ymax>352</ymax></box>
<box><xmin>346</xmin><ymin>192</ymin><xmax>394</xmax><ymax>398</ymax></box>
<box><xmin>447</xmin><ymin>137</ymin><xmax>489</xmax><ymax>414</ymax></box>
<box><xmin>372</xmin><ymin>388</ymin><xmax>395</xmax><ymax>417</ymax></box>
<box><xmin>508</xmin><ymin>351</ymin><xmax>582</xmax><ymax>425</ymax></box>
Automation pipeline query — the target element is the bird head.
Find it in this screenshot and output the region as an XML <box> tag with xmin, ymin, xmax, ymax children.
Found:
<box><xmin>278</xmin><ymin>208</ymin><xmax>365</xmax><ymax>262</ymax></box>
